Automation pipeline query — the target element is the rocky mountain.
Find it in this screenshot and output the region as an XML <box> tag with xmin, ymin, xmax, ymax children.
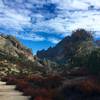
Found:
<box><xmin>0</xmin><ymin>34</ymin><xmax>43</xmax><ymax>76</ymax></box>
<box><xmin>37</xmin><ymin>29</ymin><xmax>95</xmax><ymax>63</ymax></box>
<box><xmin>0</xmin><ymin>34</ymin><xmax>35</xmax><ymax>61</ymax></box>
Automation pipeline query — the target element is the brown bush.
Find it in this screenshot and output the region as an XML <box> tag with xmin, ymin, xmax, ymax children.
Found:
<box><xmin>16</xmin><ymin>79</ymin><xmax>30</xmax><ymax>91</ymax></box>
<box><xmin>79</xmin><ymin>79</ymin><xmax>100</xmax><ymax>93</ymax></box>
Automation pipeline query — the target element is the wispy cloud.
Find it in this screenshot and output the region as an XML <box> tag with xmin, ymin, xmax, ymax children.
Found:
<box><xmin>48</xmin><ymin>37</ymin><xmax>61</xmax><ymax>44</ymax></box>
<box><xmin>0</xmin><ymin>0</ymin><xmax>100</xmax><ymax>43</ymax></box>
<box><xmin>15</xmin><ymin>33</ymin><xmax>45</xmax><ymax>41</ymax></box>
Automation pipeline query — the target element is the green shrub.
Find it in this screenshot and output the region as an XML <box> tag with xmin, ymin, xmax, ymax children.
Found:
<box><xmin>70</xmin><ymin>48</ymin><xmax>100</xmax><ymax>75</ymax></box>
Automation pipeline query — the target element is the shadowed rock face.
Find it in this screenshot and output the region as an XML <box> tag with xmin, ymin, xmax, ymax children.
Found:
<box><xmin>37</xmin><ymin>29</ymin><xmax>94</xmax><ymax>63</ymax></box>
<box><xmin>37</xmin><ymin>36</ymin><xmax>73</xmax><ymax>62</ymax></box>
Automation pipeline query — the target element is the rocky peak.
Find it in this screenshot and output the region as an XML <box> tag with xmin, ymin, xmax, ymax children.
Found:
<box><xmin>37</xmin><ymin>29</ymin><xmax>94</xmax><ymax>63</ymax></box>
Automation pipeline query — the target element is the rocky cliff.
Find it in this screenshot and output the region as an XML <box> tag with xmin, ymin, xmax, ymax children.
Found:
<box><xmin>0</xmin><ymin>35</ymin><xmax>35</xmax><ymax>61</ymax></box>
<box><xmin>0</xmin><ymin>34</ymin><xmax>43</xmax><ymax>76</ymax></box>
<box><xmin>37</xmin><ymin>29</ymin><xmax>95</xmax><ymax>63</ymax></box>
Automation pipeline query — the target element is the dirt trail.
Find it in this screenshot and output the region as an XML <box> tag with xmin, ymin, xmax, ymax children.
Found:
<box><xmin>0</xmin><ymin>81</ymin><xmax>30</xmax><ymax>100</ymax></box>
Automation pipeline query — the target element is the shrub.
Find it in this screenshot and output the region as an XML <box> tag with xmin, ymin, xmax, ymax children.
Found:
<box><xmin>16</xmin><ymin>79</ymin><xmax>30</xmax><ymax>91</ymax></box>
<box><xmin>70</xmin><ymin>47</ymin><xmax>100</xmax><ymax>75</ymax></box>
<box><xmin>6</xmin><ymin>77</ymin><xmax>17</xmax><ymax>85</ymax></box>
<box><xmin>87</xmin><ymin>48</ymin><xmax>100</xmax><ymax>75</ymax></box>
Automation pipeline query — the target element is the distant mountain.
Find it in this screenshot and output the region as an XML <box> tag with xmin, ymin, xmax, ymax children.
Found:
<box><xmin>37</xmin><ymin>29</ymin><xmax>95</xmax><ymax>63</ymax></box>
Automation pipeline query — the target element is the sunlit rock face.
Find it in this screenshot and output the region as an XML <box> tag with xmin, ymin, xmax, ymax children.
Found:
<box><xmin>0</xmin><ymin>34</ymin><xmax>37</xmax><ymax>77</ymax></box>
<box><xmin>0</xmin><ymin>35</ymin><xmax>35</xmax><ymax>61</ymax></box>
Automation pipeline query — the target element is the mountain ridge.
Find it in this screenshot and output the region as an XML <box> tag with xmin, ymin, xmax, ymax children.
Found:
<box><xmin>37</xmin><ymin>29</ymin><xmax>96</xmax><ymax>63</ymax></box>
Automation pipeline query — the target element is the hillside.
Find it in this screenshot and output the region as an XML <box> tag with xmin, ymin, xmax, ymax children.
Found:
<box><xmin>0</xmin><ymin>34</ymin><xmax>43</xmax><ymax>77</ymax></box>
<box><xmin>0</xmin><ymin>30</ymin><xmax>100</xmax><ymax>100</ymax></box>
<box><xmin>0</xmin><ymin>35</ymin><xmax>34</xmax><ymax>61</ymax></box>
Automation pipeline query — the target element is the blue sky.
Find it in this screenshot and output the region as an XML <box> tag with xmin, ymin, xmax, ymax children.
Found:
<box><xmin>0</xmin><ymin>0</ymin><xmax>100</xmax><ymax>54</ymax></box>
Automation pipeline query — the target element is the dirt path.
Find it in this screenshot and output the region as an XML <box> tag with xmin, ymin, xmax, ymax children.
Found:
<box><xmin>0</xmin><ymin>81</ymin><xmax>30</xmax><ymax>100</ymax></box>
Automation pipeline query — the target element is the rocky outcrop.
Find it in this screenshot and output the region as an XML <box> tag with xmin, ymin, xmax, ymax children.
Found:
<box><xmin>0</xmin><ymin>35</ymin><xmax>35</xmax><ymax>61</ymax></box>
<box><xmin>0</xmin><ymin>34</ymin><xmax>44</xmax><ymax>77</ymax></box>
<box><xmin>37</xmin><ymin>29</ymin><xmax>94</xmax><ymax>63</ymax></box>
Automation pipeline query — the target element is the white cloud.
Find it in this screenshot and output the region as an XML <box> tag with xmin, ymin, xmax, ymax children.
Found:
<box><xmin>31</xmin><ymin>8</ymin><xmax>100</xmax><ymax>37</ymax></box>
<box><xmin>95</xmin><ymin>31</ymin><xmax>100</xmax><ymax>38</ymax></box>
<box><xmin>48</xmin><ymin>37</ymin><xmax>61</xmax><ymax>44</ymax></box>
<box><xmin>33</xmin><ymin>18</ymin><xmax>67</xmax><ymax>33</ymax></box>
<box><xmin>15</xmin><ymin>0</ymin><xmax>24</xmax><ymax>3</ymax></box>
<box><xmin>15</xmin><ymin>33</ymin><xmax>45</xmax><ymax>41</ymax></box>
<box><xmin>51</xmin><ymin>0</ymin><xmax>87</xmax><ymax>10</ymax></box>
<box><xmin>0</xmin><ymin>0</ymin><xmax>4</xmax><ymax>8</ymax></box>
<box><xmin>0</xmin><ymin>1</ymin><xmax>32</xmax><ymax>31</ymax></box>
<box><xmin>51</xmin><ymin>0</ymin><xmax>100</xmax><ymax>10</ymax></box>
<box><xmin>0</xmin><ymin>0</ymin><xmax>100</xmax><ymax>43</ymax></box>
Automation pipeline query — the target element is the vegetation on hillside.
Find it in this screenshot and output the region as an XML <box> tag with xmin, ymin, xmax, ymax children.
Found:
<box><xmin>70</xmin><ymin>29</ymin><xmax>100</xmax><ymax>75</ymax></box>
<box><xmin>0</xmin><ymin>29</ymin><xmax>100</xmax><ymax>100</ymax></box>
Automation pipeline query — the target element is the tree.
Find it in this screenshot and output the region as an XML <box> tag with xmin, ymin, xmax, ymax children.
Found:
<box><xmin>70</xmin><ymin>47</ymin><xmax>100</xmax><ymax>75</ymax></box>
<box><xmin>87</xmin><ymin>48</ymin><xmax>100</xmax><ymax>75</ymax></box>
